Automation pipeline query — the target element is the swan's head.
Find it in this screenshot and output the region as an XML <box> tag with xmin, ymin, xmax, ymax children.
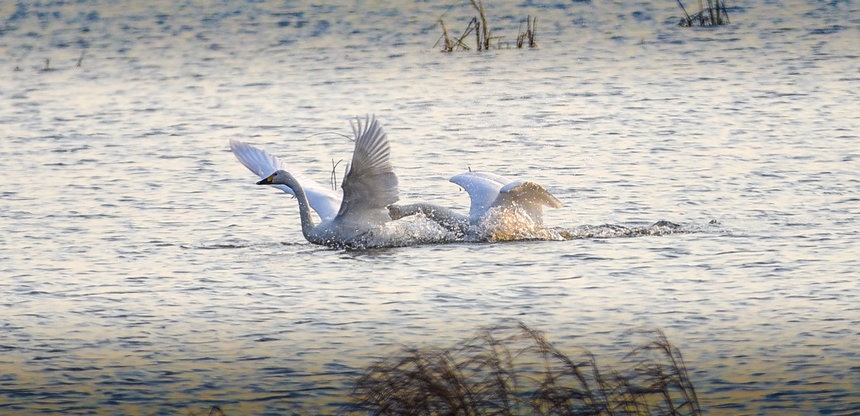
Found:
<box><xmin>257</xmin><ymin>170</ymin><xmax>299</xmax><ymax>189</ymax></box>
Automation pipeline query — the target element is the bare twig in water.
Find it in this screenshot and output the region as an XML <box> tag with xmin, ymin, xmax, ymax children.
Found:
<box><xmin>517</xmin><ymin>15</ymin><xmax>538</xmax><ymax>48</ymax></box>
<box><xmin>719</xmin><ymin>0</ymin><xmax>730</xmax><ymax>24</ymax></box>
<box><xmin>676</xmin><ymin>0</ymin><xmax>693</xmax><ymax>25</ymax></box>
<box><xmin>474</xmin><ymin>18</ymin><xmax>482</xmax><ymax>50</ymax></box>
<box><xmin>330</xmin><ymin>158</ymin><xmax>344</xmax><ymax>190</ymax></box>
<box><xmin>347</xmin><ymin>321</ymin><xmax>701</xmax><ymax>415</ymax></box>
<box><xmin>436</xmin><ymin>18</ymin><xmax>455</xmax><ymax>52</ymax></box>
<box><xmin>677</xmin><ymin>0</ymin><xmax>730</xmax><ymax>27</ymax></box>
<box><xmin>459</xmin><ymin>17</ymin><xmax>478</xmax><ymax>50</ymax></box>
<box><xmin>528</xmin><ymin>16</ymin><xmax>537</xmax><ymax>47</ymax></box>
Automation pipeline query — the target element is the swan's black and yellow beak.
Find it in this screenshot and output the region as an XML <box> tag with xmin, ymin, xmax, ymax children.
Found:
<box><xmin>257</xmin><ymin>173</ymin><xmax>275</xmax><ymax>185</ymax></box>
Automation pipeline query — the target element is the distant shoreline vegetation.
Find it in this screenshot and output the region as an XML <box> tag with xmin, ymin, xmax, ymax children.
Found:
<box><xmin>435</xmin><ymin>0</ymin><xmax>537</xmax><ymax>52</ymax></box>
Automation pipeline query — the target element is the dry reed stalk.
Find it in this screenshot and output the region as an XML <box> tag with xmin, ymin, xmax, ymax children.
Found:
<box><xmin>436</xmin><ymin>0</ymin><xmax>536</xmax><ymax>52</ymax></box>
<box><xmin>677</xmin><ymin>0</ymin><xmax>730</xmax><ymax>27</ymax></box>
<box><xmin>437</xmin><ymin>19</ymin><xmax>455</xmax><ymax>52</ymax></box>
<box><xmin>469</xmin><ymin>0</ymin><xmax>490</xmax><ymax>51</ymax></box>
<box><xmin>517</xmin><ymin>15</ymin><xmax>537</xmax><ymax>48</ymax></box>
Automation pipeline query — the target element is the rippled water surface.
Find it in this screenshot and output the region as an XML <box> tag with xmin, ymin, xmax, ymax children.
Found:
<box><xmin>1</xmin><ymin>1</ymin><xmax>858</xmax><ymax>414</ymax></box>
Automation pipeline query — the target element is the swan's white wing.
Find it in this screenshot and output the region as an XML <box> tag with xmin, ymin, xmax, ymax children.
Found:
<box><xmin>335</xmin><ymin>115</ymin><xmax>399</xmax><ymax>226</ymax></box>
<box><xmin>449</xmin><ymin>171</ymin><xmax>510</xmax><ymax>220</ymax></box>
<box><xmin>229</xmin><ymin>139</ymin><xmax>341</xmax><ymax>221</ymax></box>
<box><xmin>492</xmin><ymin>181</ymin><xmax>563</xmax><ymax>225</ymax></box>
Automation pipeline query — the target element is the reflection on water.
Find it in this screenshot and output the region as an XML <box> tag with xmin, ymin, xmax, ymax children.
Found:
<box><xmin>2</xmin><ymin>0</ymin><xmax>859</xmax><ymax>414</ymax></box>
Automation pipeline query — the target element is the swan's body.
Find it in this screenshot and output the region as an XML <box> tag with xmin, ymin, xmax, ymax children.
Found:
<box><xmin>390</xmin><ymin>171</ymin><xmax>563</xmax><ymax>241</ymax></box>
<box><xmin>244</xmin><ymin>115</ymin><xmax>398</xmax><ymax>246</ymax></box>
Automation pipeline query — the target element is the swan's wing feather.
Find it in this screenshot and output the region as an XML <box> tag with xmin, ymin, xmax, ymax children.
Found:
<box><xmin>229</xmin><ymin>139</ymin><xmax>341</xmax><ymax>221</ymax></box>
<box><xmin>229</xmin><ymin>139</ymin><xmax>291</xmax><ymax>191</ymax></box>
<box><xmin>449</xmin><ymin>171</ymin><xmax>510</xmax><ymax>219</ymax></box>
<box><xmin>493</xmin><ymin>180</ymin><xmax>563</xmax><ymax>224</ymax></box>
<box><xmin>336</xmin><ymin>115</ymin><xmax>399</xmax><ymax>225</ymax></box>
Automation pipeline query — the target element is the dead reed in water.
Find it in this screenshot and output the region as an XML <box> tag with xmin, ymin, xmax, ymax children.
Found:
<box><xmin>676</xmin><ymin>0</ymin><xmax>730</xmax><ymax>27</ymax></box>
<box><xmin>436</xmin><ymin>0</ymin><xmax>537</xmax><ymax>52</ymax></box>
<box><xmin>348</xmin><ymin>321</ymin><xmax>701</xmax><ymax>415</ymax></box>
<box><xmin>517</xmin><ymin>15</ymin><xmax>538</xmax><ymax>49</ymax></box>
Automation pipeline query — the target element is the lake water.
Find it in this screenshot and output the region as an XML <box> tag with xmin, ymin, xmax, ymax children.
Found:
<box><xmin>1</xmin><ymin>0</ymin><xmax>858</xmax><ymax>414</ymax></box>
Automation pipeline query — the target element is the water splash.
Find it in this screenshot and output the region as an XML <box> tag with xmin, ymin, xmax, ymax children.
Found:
<box><xmin>557</xmin><ymin>220</ymin><xmax>705</xmax><ymax>240</ymax></box>
<box><xmin>348</xmin><ymin>213</ymin><xmax>461</xmax><ymax>249</ymax></box>
<box><xmin>469</xmin><ymin>205</ymin><xmax>565</xmax><ymax>242</ymax></box>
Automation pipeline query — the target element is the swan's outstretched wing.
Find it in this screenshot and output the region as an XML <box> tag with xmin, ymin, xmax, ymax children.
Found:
<box><xmin>451</xmin><ymin>171</ymin><xmax>562</xmax><ymax>224</ymax></box>
<box><xmin>493</xmin><ymin>180</ymin><xmax>563</xmax><ymax>225</ymax></box>
<box><xmin>229</xmin><ymin>139</ymin><xmax>341</xmax><ymax>221</ymax></box>
<box><xmin>449</xmin><ymin>171</ymin><xmax>510</xmax><ymax>220</ymax></box>
<box><xmin>335</xmin><ymin>115</ymin><xmax>399</xmax><ymax>226</ymax></box>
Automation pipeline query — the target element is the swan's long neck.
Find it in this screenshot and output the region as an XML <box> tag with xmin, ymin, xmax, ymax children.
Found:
<box><xmin>285</xmin><ymin>177</ymin><xmax>321</xmax><ymax>244</ymax></box>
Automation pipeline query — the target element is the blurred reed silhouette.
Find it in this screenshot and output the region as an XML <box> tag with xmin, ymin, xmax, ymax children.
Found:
<box><xmin>347</xmin><ymin>321</ymin><xmax>700</xmax><ymax>415</ymax></box>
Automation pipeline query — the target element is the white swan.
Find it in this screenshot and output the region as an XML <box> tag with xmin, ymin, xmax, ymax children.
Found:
<box><xmin>236</xmin><ymin>115</ymin><xmax>398</xmax><ymax>246</ymax></box>
<box><xmin>230</xmin><ymin>139</ymin><xmax>340</xmax><ymax>221</ymax></box>
<box><xmin>450</xmin><ymin>171</ymin><xmax>562</xmax><ymax>226</ymax></box>
<box><xmin>390</xmin><ymin>171</ymin><xmax>563</xmax><ymax>241</ymax></box>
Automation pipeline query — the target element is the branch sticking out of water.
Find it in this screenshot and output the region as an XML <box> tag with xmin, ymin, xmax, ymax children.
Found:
<box><xmin>347</xmin><ymin>321</ymin><xmax>701</xmax><ymax>415</ymax></box>
<box><xmin>677</xmin><ymin>0</ymin><xmax>730</xmax><ymax>27</ymax></box>
<box><xmin>435</xmin><ymin>16</ymin><xmax>479</xmax><ymax>52</ymax></box>
<box><xmin>437</xmin><ymin>18</ymin><xmax>455</xmax><ymax>52</ymax></box>
<box><xmin>517</xmin><ymin>15</ymin><xmax>537</xmax><ymax>48</ymax></box>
